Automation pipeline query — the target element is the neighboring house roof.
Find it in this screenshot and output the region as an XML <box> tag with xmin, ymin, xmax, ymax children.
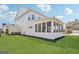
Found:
<box><xmin>15</xmin><ymin>8</ymin><xmax>48</xmax><ymax>20</ymax></box>
<box><xmin>2</xmin><ymin>23</ymin><xmax>19</xmax><ymax>27</ymax></box>
<box><xmin>66</xmin><ymin>19</ymin><xmax>79</xmax><ymax>26</ymax></box>
<box><xmin>50</xmin><ymin>17</ymin><xmax>64</xmax><ymax>24</ymax></box>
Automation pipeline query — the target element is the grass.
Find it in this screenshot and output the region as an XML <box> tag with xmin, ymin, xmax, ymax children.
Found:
<box><xmin>0</xmin><ymin>34</ymin><xmax>79</xmax><ymax>54</ymax></box>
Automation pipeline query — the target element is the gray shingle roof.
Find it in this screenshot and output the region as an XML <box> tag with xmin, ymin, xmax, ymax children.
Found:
<box><xmin>66</xmin><ymin>19</ymin><xmax>79</xmax><ymax>26</ymax></box>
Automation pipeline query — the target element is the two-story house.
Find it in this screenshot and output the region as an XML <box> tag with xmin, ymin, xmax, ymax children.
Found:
<box><xmin>15</xmin><ymin>8</ymin><xmax>64</xmax><ymax>40</ymax></box>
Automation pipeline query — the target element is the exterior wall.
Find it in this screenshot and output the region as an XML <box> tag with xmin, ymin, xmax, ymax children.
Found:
<box><xmin>72</xmin><ymin>30</ymin><xmax>79</xmax><ymax>34</ymax></box>
<box><xmin>2</xmin><ymin>26</ymin><xmax>8</xmax><ymax>33</ymax></box>
<box><xmin>2</xmin><ymin>25</ymin><xmax>21</xmax><ymax>34</ymax></box>
<box><xmin>65</xmin><ymin>19</ymin><xmax>79</xmax><ymax>34</ymax></box>
<box><xmin>16</xmin><ymin>10</ymin><xmax>64</xmax><ymax>40</ymax></box>
<box><xmin>65</xmin><ymin>29</ymin><xmax>72</xmax><ymax>34</ymax></box>
<box><xmin>8</xmin><ymin>25</ymin><xmax>21</xmax><ymax>34</ymax></box>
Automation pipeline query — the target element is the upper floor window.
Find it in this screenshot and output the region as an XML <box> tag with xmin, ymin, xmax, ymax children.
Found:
<box><xmin>32</xmin><ymin>15</ymin><xmax>34</xmax><ymax>20</ymax></box>
<box><xmin>38</xmin><ymin>17</ymin><xmax>40</xmax><ymax>19</ymax></box>
<box><xmin>28</xmin><ymin>17</ymin><xmax>30</xmax><ymax>20</ymax></box>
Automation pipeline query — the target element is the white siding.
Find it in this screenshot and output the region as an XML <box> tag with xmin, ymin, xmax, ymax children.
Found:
<box><xmin>16</xmin><ymin>10</ymin><xmax>46</xmax><ymax>34</ymax></box>
<box><xmin>8</xmin><ymin>25</ymin><xmax>20</xmax><ymax>34</ymax></box>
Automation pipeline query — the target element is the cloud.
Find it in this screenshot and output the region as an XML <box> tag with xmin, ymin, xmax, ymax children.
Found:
<box><xmin>36</xmin><ymin>4</ymin><xmax>51</xmax><ymax>12</ymax></box>
<box><xmin>64</xmin><ymin>7</ymin><xmax>73</xmax><ymax>15</ymax></box>
<box><xmin>56</xmin><ymin>16</ymin><xmax>64</xmax><ymax>19</ymax></box>
<box><xmin>0</xmin><ymin>11</ymin><xmax>17</xmax><ymax>20</ymax></box>
<box><xmin>0</xmin><ymin>11</ymin><xmax>3</xmax><ymax>14</ymax></box>
<box><xmin>0</xmin><ymin>4</ymin><xmax>17</xmax><ymax>20</ymax></box>
<box><xmin>5</xmin><ymin>11</ymin><xmax>17</xmax><ymax>15</ymax></box>
<box><xmin>0</xmin><ymin>4</ymin><xmax>9</xmax><ymax>14</ymax></box>
<box><xmin>0</xmin><ymin>4</ymin><xmax>9</xmax><ymax>11</ymax></box>
<box><xmin>5</xmin><ymin>11</ymin><xmax>17</xmax><ymax>19</ymax></box>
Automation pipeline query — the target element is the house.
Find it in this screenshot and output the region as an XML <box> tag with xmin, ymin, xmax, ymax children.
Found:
<box><xmin>2</xmin><ymin>24</ymin><xmax>21</xmax><ymax>34</ymax></box>
<box><xmin>65</xmin><ymin>19</ymin><xmax>79</xmax><ymax>34</ymax></box>
<box><xmin>15</xmin><ymin>8</ymin><xmax>64</xmax><ymax>40</ymax></box>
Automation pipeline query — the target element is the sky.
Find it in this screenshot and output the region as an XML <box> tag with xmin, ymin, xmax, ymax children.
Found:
<box><xmin>0</xmin><ymin>4</ymin><xmax>79</xmax><ymax>26</ymax></box>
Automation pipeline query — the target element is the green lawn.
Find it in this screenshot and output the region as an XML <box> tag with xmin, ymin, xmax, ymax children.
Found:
<box><xmin>0</xmin><ymin>34</ymin><xmax>79</xmax><ymax>54</ymax></box>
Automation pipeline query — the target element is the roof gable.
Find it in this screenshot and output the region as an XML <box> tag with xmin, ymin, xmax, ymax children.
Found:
<box><xmin>15</xmin><ymin>8</ymin><xmax>30</xmax><ymax>20</ymax></box>
<box><xmin>15</xmin><ymin>8</ymin><xmax>48</xmax><ymax>20</ymax></box>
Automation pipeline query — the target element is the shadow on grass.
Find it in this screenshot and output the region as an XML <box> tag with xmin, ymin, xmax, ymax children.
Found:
<box><xmin>0</xmin><ymin>51</ymin><xmax>8</xmax><ymax>54</ymax></box>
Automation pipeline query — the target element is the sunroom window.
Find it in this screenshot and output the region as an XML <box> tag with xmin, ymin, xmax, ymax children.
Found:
<box><xmin>42</xmin><ymin>23</ymin><xmax>46</xmax><ymax>32</ymax></box>
<box><xmin>38</xmin><ymin>23</ymin><xmax>41</xmax><ymax>32</ymax></box>
<box><xmin>35</xmin><ymin>24</ymin><xmax>37</xmax><ymax>32</ymax></box>
<box><xmin>47</xmin><ymin>21</ymin><xmax>51</xmax><ymax>32</ymax></box>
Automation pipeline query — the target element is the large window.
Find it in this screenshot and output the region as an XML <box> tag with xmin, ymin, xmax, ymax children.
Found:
<box><xmin>35</xmin><ymin>24</ymin><xmax>37</xmax><ymax>32</ymax></box>
<box><xmin>38</xmin><ymin>17</ymin><xmax>40</xmax><ymax>19</ymax></box>
<box><xmin>56</xmin><ymin>23</ymin><xmax>58</xmax><ymax>32</ymax></box>
<box><xmin>61</xmin><ymin>25</ymin><xmax>63</xmax><ymax>32</ymax></box>
<box><xmin>54</xmin><ymin>22</ymin><xmax>56</xmax><ymax>26</ymax></box>
<box><xmin>47</xmin><ymin>21</ymin><xmax>51</xmax><ymax>32</ymax></box>
<box><xmin>42</xmin><ymin>23</ymin><xmax>46</xmax><ymax>32</ymax></box>
<box><xmin>54</xmin><ymin>22</ymin><xmax>58</xmax><ymax>32</ymax></box>
<box><xmin>32</xmin><ymin>15</ymin><xmax>34</xmax><ymax>20</ymax></box>
<box><xmin>58</xmin><ymin>24</ymin><xmax>60</xmax><ymax>32</ymax></box>
<box><xmin>38</xmin><ymin>23</ymin><xmax>41</xmax><ymax>32</ymax></box>
<box><xmin>54</xmin><ymin>22</ymin><xmax>56</xmax><ymax>32</ymax></box>
<box><xmin>54</xmin><ymin>22</ymin><xmax>63</xmax><ymax>32</ymax></box>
